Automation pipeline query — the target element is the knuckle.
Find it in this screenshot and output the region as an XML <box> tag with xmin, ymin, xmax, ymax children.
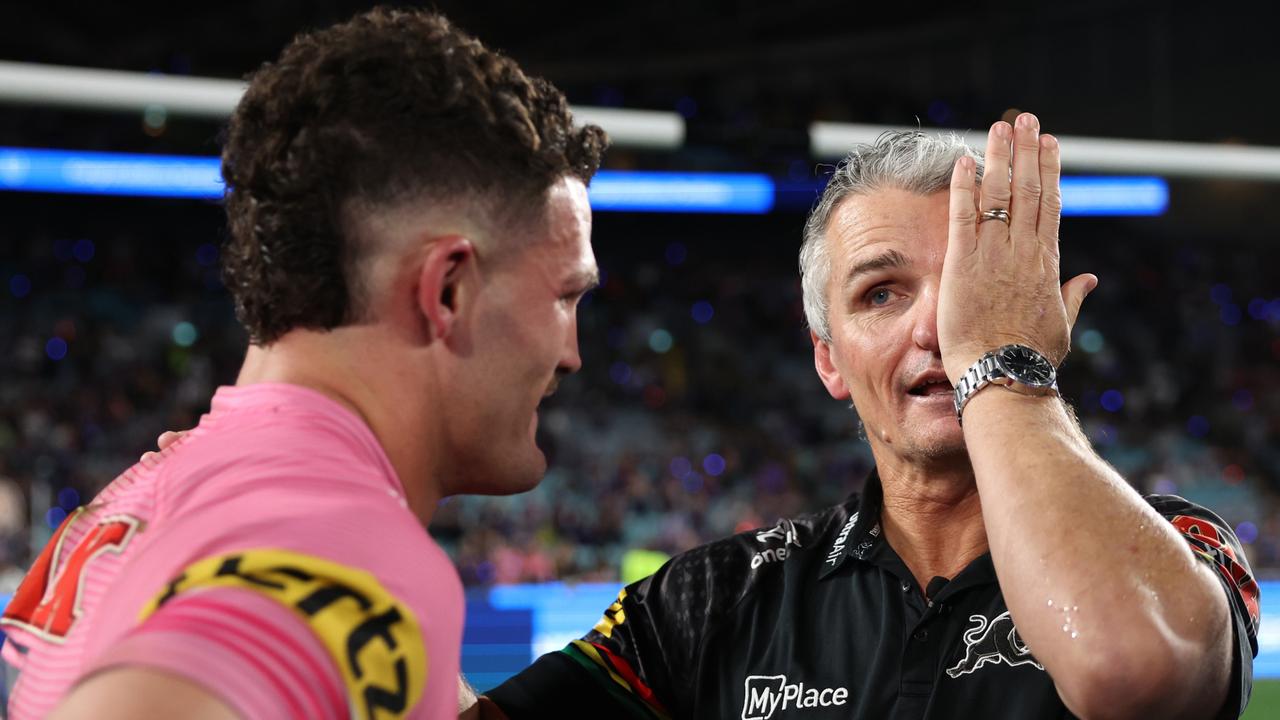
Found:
<box><xmin>1015</xmin><ymin>178</ymin><xmax>1041</xmax><ymax>198</ymax></box>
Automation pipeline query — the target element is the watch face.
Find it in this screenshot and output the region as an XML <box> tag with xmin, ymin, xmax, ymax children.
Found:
<box><xmin>996</xmin><ymin>345</ymin><xmax>1056</xmax><ymax>386</ymax></box>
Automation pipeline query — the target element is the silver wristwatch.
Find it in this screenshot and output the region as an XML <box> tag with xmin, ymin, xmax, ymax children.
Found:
<box><xmin>952</xmin><ymin>344</ymin><xmax>1059</xmax><ymax>424</ymax></box>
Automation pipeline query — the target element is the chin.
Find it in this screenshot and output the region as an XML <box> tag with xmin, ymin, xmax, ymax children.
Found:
<box><xmin>468</xmin><ymin>450</ymin><xmax>547</xmax><ymax>496</ymax></box>
<box><xmin>905</xmin><ymin>431</ymin><xmax>969</xmax><ymax>464</ymax></box>
<box><xmin>889</xmin><ymin>414</ymin><xmax>967</xmax><ymax>461</ymax></box>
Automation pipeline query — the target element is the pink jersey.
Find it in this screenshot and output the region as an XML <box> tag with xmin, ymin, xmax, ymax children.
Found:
<box><xmin>1</xmin><ymin>383</ymin><xmax>463</xmax><ymax>719</ymax></box>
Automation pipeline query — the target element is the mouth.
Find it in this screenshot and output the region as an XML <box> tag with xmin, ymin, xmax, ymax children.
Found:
<box><xmin>905</xmin><ymin>375</ymin><xmax>953</xmax><ymax>398</ymax></box>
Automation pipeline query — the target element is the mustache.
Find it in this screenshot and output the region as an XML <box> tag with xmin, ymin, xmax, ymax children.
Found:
<box><xmin>899</xmin><ymin>361</ymin><xmax>948</xmax><ymax>389</ymax></box>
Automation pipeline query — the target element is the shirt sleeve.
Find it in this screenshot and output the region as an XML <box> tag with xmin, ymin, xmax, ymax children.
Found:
<box><xmin>83</xmin><ymin>545</ymin><xmax>435</xmax><ymax>720</ymax></box>
<box><xmin>86</xmin><ymin>586</ymin><xmax>347</xmax><ymax>720</ymax></box>
<box><xmin>1145</xmin><ymin>494</ymin><xmax>1260</xmax><ymax>719</ymax></box>
<box><xmin>487</xmin><ymin>533</ymin><xmax>764</xmax><ymax>720</ymax></box>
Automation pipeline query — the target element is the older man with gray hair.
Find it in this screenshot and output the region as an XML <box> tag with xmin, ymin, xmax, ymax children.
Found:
<box><xmin>473</xmin><ymin>116</ymin><xmax>1259</xmax><ymax>720</ymax></box>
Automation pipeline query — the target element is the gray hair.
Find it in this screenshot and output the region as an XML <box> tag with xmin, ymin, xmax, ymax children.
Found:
<box><xmin>799</xmin><ymin>131</ymin><xmax>985</xmax><ymax>342</ymax></box>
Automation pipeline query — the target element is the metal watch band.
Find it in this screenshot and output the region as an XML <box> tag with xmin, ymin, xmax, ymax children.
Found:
<box><xmin>952</xmin><ymin>346</ymin><xmax>1060</xmax><ymax>425</ymax></box>
<box><xmin>952</xmin><ymin>352</ymin><xmax>1002</xmax><ymax>423</ymax></box>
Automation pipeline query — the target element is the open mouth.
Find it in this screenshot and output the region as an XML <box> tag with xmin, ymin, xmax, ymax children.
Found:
<box><xmin>907</xmin><ymin>380</ymin><xmax>953</xmax><ymax>397</ymax></box>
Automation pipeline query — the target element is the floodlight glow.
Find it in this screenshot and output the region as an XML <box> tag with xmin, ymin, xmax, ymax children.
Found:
<box><xmin>1059</xmin><ymin>176</ymin><xmax>1168</xmax><ymax>216</ymax></box>
<box><xmin>0</xmin><ymin>147</ymin><xmax>223</xmax><ymax>198</ymax></box>
<box><xmin>0</xmin><ymin>149</ymin><xmax>777</xmax><ymax>213</ymax></box>
<box><xmin>589</xmin><ymin>170</ymin><xmax>775</xmax><ymax>214</ymax></box>
<box><xmin>0</xmin><ymin>148</ymin><xmax>1166</xmax><ymax>216</ymax></box>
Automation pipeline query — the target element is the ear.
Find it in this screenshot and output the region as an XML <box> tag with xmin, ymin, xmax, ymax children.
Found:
<box><xmin>811</xmin><ymin>330</ymin><xmax>851</xmax><ymax>400</ymax></box>
<box><xmin>416</xmin><ymin>235</ymin><xmax>476</xmax><ymax>342</ymax></box>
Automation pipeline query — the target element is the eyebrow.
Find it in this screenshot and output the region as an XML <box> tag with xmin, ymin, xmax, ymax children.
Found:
<box><xmin>842</xmin><ymin>249</ymin><xmax>908</xmax><ymax>290</ymax></box>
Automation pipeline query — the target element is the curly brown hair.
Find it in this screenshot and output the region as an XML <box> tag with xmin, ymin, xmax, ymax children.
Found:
<box><xmin>220</xmin><ymin>6</ymin><xmax>607</xmax><ymax>344</ymax></box>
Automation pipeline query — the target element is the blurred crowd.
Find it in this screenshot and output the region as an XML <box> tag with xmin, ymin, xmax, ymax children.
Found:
<box><xmin>1</xmin><ymin>194</ymin><xmax>1277</xmax><ymax>590</ymax></box>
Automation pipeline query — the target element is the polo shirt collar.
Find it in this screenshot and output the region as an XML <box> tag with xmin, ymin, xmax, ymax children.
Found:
<box><xmin>818</xmin><ymin>470</ymin><xmax>885</xmax><ymax>580</ymax></box>
<box><xmin>816</xmin><ymin>470</ymin><xmax>1000</xmax><ymax>594</ymax></box>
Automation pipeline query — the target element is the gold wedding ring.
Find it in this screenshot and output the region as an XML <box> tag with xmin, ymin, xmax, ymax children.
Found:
<box><xmin>979</xmin><ymin>208</ymin><xmax>1010</xmax><ymax>225</ymax></box>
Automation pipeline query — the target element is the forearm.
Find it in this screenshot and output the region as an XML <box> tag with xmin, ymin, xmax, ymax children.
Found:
<box><xmin>962</xmin><ymin>389</ymin><xmax>1230</xmax><ymax>719</ymax></box>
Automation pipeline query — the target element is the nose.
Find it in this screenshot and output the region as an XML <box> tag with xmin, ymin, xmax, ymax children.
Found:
<box><xmin>560</xmin><ymin>316</ymin><xmax>583</xmax><ymax>374</ymax></box>
<box><xmin>911</xmin><ymin>286</ymin><xmax>941</xmax><ymax>353</ymax></box>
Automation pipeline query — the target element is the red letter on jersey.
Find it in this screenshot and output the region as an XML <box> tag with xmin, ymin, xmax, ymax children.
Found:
<box><xmin>2</xmin><ymin>511</ymin><xmax>140</xmax><ymax>642</ymax></box>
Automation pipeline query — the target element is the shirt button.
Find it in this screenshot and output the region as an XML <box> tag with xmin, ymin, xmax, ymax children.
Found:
<box><xmin>913</xmin><ymin>629</ymin><xmax>929</xmax><ymax>642</ymax></box>
<box><xmin>901</xmin><ymin>581</ymin><xmax>910</xmax><ymax>592</ymax></box>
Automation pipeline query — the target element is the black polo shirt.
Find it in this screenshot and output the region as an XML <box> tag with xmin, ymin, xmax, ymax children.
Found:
<box><xmin>487</xmin><ymin>473</ymin><xmax>1260</xmax><ymax>719</ymax></box>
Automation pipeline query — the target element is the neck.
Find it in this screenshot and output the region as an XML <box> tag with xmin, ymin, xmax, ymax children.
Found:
<box><xmin>236</xmin><ymin>330</ymin><xmax>443</xmax><ymax>524</ymax></box>
<box><xmin>871</xmin><ymin>450</ymin><xmax>988</xmax><ymax>592</ymax></box>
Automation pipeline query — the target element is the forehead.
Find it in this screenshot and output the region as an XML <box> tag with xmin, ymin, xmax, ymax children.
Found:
<box><xmin>826</xmin><ymin>187</ymin><xmax>950</xmax><ymax>266</ymax></box>
<box><xmin>544</xmin><ymin>177</ymin><xmax>592</xmax><ymax>248</ymax></box>
<box><xmin>517</xmin><ymin>176</ymin><xmax>595</xmax><ymax>274</ymax></box>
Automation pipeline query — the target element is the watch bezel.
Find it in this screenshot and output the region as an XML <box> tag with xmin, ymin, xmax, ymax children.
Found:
<box><xmin>990</xmin><ymin>344</ymin><xmax>1057</xmax><ymax>390</ymax></box>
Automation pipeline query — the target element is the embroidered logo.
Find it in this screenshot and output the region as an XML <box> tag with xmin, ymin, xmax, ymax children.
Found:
<box><xmin>751</xmin><ymin>520</ymin><xmax>802</xmax><ymax>569</ymax></box>
<box><xmin>825</xmin><ymin>513</ymin><xmax>857</xmax><ymax>565</ymax></box>
<box><xmin>946</xmin><ymin>610</ymin><xmax>1044</xmax><ymax>678</ymax></box>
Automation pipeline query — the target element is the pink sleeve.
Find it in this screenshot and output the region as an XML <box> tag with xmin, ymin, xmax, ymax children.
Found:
<box><xmin>85</xmin><ymin>587</ymin><xmax>348</xmax><ymax>719</ymax></box>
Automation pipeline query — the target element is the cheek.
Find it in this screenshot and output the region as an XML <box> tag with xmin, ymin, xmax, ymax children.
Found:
<box><xmin>838</xmin><ymin>327</ymin><xmax>904</xmax><ymax>394</ymax></box>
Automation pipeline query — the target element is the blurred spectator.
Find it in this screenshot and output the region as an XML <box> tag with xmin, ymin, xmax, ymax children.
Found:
<box><xmin>2</xmin><ymin>195</ymin><xmax>1277</xmax><ymax>585</ymax></box>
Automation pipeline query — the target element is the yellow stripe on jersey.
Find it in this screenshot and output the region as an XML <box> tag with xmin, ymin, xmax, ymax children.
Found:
<box><xmin>572</xmin><ymin>639</ymin><xmax>635</xmax><ymax>694</ymax></box>
<box><xmin>593</xmin><ymin>588</ymin><xmax>628</xmax><ymax>638</ymax></box>
<box><xmin>139</xmin><ymin>548</ymin><xmax>426</xmax><ymax>720</ymax></box>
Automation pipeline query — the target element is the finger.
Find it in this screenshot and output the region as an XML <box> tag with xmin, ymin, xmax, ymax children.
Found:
<box><xmin>1009</xmin><ymin>112</ymin><xmax>1042</xmax><ymax>237</ymax></box>
<box><xmin>1062</xmin><ymin>273</ymin><xmax>1099</xmax><ymax>331</ymax></box>
<box><xmin>1037</xmin><ymin>134</ymin><xmax>1063</xmax><ymax>252</ymax></box>
<box><xmin>948</xmin><ymin>156</ymin><xmax>980</xmax><ymax>257</ymax></box>
<box><xmin>139</xmin><ymin>451</ymin><xmax>159</xmax><ymax>464</ymax></box>
<box><xmin>978</xmin><ymin>121</ymin><xmax>1012</xmax><ymax>215</ymax></box>
<box><xmin>156</xmin><ymin>430</ymin><xmax>185</xmax><ymax>450</ymax></box>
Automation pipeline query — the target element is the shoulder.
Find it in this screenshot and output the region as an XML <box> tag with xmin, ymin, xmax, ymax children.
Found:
<box><xmin>1144</xmin><ymin>493</ymin><xmax>1260</xmax><ymax>649</ymax></box>
<box><xmin>634</xmin><ymin>499</ymin><xmax>857</xmax><ymax>617</ymax></box>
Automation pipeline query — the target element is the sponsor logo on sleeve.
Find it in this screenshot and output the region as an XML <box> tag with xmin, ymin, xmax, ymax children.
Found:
<box><xmin>751</xmin><ymin>520</ymin><xmax>801</xmax><ymax>569</ymax></box>
<box><xmin>946</xmin><ymin>610</ymin><xmax>1044</xmax><ymax>678</ymax></box>
<box><xmin>141</xmin><ymin>548</ymin><xmax>426</xmax><ymax>720</ymax></box>
<box><xmin>741</xmin><ymin>675</ymin><xmax>848</xmax><ymax>720</ymax></box>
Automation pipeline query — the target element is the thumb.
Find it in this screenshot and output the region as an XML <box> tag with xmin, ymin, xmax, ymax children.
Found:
<box><xmin>1061</xmin><ymin>273</ymin><xmax>1098</xmax><ymax>330</ymax></box>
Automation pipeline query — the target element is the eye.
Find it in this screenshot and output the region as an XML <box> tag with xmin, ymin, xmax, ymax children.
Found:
<box><xmin>867</xmin><ymin>287</ymin><xmax>893</xmax><ymax>306</ymax></box>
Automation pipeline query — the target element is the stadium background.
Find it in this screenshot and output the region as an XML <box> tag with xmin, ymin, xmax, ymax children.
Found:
<box><xmin>0</xmin><ymin>1</ymin><xmax>1277</xmax><ymax>716</ymax></box>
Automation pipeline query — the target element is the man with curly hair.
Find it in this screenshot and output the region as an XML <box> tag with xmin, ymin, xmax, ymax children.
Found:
<box><xmin>0</xmin><ymin>7</ymin><xmax>605</xmax><ymax>719</ymax></box>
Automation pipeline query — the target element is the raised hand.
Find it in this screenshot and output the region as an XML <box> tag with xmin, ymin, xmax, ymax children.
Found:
<box><xmin>937</xmin><ymin>113</ymin><xmax>1097</xmax><ymax>384</ymax></box>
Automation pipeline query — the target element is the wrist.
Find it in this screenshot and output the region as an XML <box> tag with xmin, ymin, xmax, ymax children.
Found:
<box><xmin>961</xmin><ymin>384</ymin><xmax>1062</xmax><ymax>419</ymax></box>
<box><xmin>951</xmin><ymin>344</ymin><xmax>1059</xmax><ymax>425</ymax></box>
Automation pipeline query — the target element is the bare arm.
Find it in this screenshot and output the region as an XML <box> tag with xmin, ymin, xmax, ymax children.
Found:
<box><xmin>963</xmin><ymin>391</ymin><xmax>1231</xmax><ymax>720</ymax></box>
<box><xmin>49</xmin><ymin>667</ymin><xmax>239</xmax><ymax>720</ymax></box>
<box><xmin>940</xmin><ymin>115</ymin><xmax>1234</xmax><ymax>720</ymax></box>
